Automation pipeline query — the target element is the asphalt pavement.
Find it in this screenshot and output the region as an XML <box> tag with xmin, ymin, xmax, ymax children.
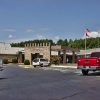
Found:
<box><xmin>0</xmin><ymin>64</ymin><xmax>100</xmax><ymax>100</ymax></box>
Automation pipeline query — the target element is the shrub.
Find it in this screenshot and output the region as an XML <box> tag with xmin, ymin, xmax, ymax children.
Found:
<box><xmin>50</xmin><ymin>56</ymin><xmax>61</xmax><ymax>65</ymax></box>
<box><xmin>3</xmin><ymin>59</ymin><xmax>8</xmax><ymax>64</ymax></box>
<box><xmin>12</xmin><ymin>59</ymin><xmax>18</xmax><ymax>63</ymax></box>
<box><xmin>24</xmin><ymin>59</ymin><xmax>30</xmax><ymax>65</ymax></box>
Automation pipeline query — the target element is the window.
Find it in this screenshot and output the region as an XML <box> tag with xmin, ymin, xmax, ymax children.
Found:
<box><xmin>40</xmin><ymin>59</ymin><xmax>48</xmax><ymax>62</ymax></box>
<box><xmin>91</xmin><ymin>52</ymin><xmax>100</xmax><ymax>57</ymax></box>
<box><xmin>33</xmin><ymin>59</ymin><xmax>39</xmax><ymax>62</ymax></box>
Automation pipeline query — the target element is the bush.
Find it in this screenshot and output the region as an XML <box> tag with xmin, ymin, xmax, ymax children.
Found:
<box><xmin>12</xmin><ymin>59</ymin><xmax>18</xmax><ymax>63</ymax></box>
<box><xmin>3</xmin><ymin>59</ymin><xmax>8</xmax><ymax>64</ymax></box>
<box><xmin>24</xmin><ymin>59</ymin><xmax>30</xmax><ymax>65</ymax></box>
<box><xmin>50</xmin><ymin>56</ymin><xmax>61</xmax><ymax>65</ymax></box>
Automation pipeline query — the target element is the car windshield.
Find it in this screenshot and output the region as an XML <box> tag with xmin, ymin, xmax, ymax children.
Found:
<box><xmin>33</xmin><ymin>59</ymin><xmax>39</xmax><ymax>62</ymax></box>
<box><xmin>40</xmin><ymin>59</ymin><xmax>48</xmax><ymax>62</ymax></box>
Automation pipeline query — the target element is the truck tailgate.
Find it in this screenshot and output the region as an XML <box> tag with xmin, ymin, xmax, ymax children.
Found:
<box><xmin>78</xmin><ymin>58</ymin><xmax>99</xmax><ymax>66</ymax></box>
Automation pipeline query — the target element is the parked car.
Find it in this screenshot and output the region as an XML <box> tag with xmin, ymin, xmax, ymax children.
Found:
<box><xmin>32</xmin><ymin>58</ymin><xmax>50</xmax><ymax>67</ymax></box>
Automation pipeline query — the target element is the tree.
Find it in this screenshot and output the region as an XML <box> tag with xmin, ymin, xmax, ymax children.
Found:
<box><xmin>63</xmin><ymin>39</ymin><xmax>68</xmax><ymax>46</ymax></box>
<box><xmin>57</xmin><ymin>39</ymin><xmax>64</xmax><ymax>45</ymax></box>
<box><xmin>11</xmin><ymin>39</ymin><xmax>54</xmax><ymax>47</ymax></box>
<box><xmin>11</xmin><ymin>37</ymin><xmax>100</xmax><ymax>49</ymax></box>
<box><xmin>68</xmin><ymin>39</ymin><xmax>73</xmax><ymax>47</ymax></box>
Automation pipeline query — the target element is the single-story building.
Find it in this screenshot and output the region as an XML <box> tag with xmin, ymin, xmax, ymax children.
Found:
<box><xmin>2</xmin><ymin>42</ymin><xmax>99</xmax><ymax>65</ymax></box>
<box><xmin>0</xmin><ymin>42</ymin><xmax>24</xmax><ymax>63</ymax></box>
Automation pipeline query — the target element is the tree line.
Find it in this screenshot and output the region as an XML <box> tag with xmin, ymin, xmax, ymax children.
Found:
<box><xmin>11</xmin><ymin>37</ymin><xmax>100</xmax><ymax>49</ymax></box>
<box><xmin>11</xmin><ymin>39</ymin><xmax>54</xmax><ymax>47</ymax></box>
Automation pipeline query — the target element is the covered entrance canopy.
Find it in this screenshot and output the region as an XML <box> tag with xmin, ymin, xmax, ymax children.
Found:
<box><xmin>51</xmin><ymin>45</ymin><xmax>79</xmax><ymax>64</ymax></box>
<box><xmin>31</xmin><ymin>53</ymin><xmax>43</xmax><ymax>61</ymax></box>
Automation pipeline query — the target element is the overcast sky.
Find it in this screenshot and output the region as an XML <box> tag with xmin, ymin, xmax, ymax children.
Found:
<box><xmin>0</xmin><ymin>0</ymin><xmax>100</xmax><ymax>43</ymax></box>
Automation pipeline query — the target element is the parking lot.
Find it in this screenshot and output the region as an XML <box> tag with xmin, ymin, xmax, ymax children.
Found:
<box><xmin>0</xmin><ymin>64</ymin><xmax>100</xmax><ymax>100</ymax></box>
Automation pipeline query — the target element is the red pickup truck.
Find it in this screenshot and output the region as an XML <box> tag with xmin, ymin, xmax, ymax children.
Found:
<box><xmin>77</xmin><ymin>52</ymin><xmax>100</xmax><ymax>75</ymax></box>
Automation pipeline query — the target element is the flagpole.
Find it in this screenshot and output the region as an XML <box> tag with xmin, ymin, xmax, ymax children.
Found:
<box><xmin>85</xmin><ymin>36</ymin><xmax>86</xmax><ymax>58</ymax></box>
<box><xmin>84</xmin><ymin>29</ymin><xmax>90</xmax><ymax>58</ymax></box>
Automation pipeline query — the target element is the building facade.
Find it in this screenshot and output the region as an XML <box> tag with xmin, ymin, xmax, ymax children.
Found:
<box><xmin>25</xmin><ymin>43</ymin><xmax>51</xmax><ymax>64</ymax></box>
<box><xmin>0</xmin><ymin>42</ymin><xmax>79</xmax><ymax>64</ymax></box>
<box><xmin>24</xmin><ymin>42</ymin><xmax>78</xmax><ymax>64</ymax></box>
<box><xmin>0</xmin><ymin>42</ymin><xmax>24</xmax><ymax>62</ymax></box>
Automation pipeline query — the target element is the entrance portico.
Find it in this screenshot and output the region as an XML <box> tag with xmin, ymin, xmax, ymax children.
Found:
<box><xmin>51</xmin><ymin>45</ymin><xmax>78</xmax><ymax>64</ymax></box>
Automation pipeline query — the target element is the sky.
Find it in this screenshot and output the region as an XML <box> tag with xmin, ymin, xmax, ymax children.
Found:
<box><xmin>0</xmin><ymin>0</ymin><xmax>100</xmax><ymax>43</ymax></box>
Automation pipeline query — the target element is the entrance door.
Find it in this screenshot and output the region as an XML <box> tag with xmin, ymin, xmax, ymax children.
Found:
<box><xmin>31</xmin><ymin>53</ymin><xmax>43</xmax><ymax>62</ymax></box>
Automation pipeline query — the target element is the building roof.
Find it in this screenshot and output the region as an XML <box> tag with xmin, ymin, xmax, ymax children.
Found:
<box><xmin>0</xmin><ymin>42</ymin><xmax>24</xmax><ymax>55</ymax></box>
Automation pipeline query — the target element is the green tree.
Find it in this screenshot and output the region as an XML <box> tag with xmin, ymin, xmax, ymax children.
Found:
<box><xmin>68</xmin><ymin>39</ymin><xmax>73</xmax><ymax>47</ymax></box>
<box><xmin>63</xmin><ymin>39</ymin><xmax>68</xmax><ymax>46</ymax></box>
<box><xmin>57</xmin><ymin>39</ymin><xmax>64</xmax><ymax>45</ymax></box>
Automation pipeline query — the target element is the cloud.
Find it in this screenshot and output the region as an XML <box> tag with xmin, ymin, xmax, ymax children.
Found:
<box><xmin>52</xmin><ymin>35</ymin><xmax>60</xmax><ymax>43</ymax></box>
<box><xmin>36</xmin><ymin>34</ymin><xmax>46</xmax><ymax>39</ymax></box>
<box><xmin>6</xmin><ymin>34</ymin><xmax>46</xmax><ymax>43</ymax></box>
<box><xmin>26</xmin><ymin>29</ymin><xmax>34</xmax><ymax>33</ymax></box>
<box><xmin>2</xmin><ymin>29</ymin><xmax>16</xmax><ymax>32</ymax></box>
<box><xmin>55</xmin><ymin>36</ymin><xmax>60</xmax><ymax>40</ymax></box>
<box><xmin>7</xmin><ymin>38</ymin><xmax>33</xmax><ymax>43</ymax></box>
<box><xmin>8</xmin><ymin>34</ymin><xmax>13</xmax><ymax>38</ymax></box>
<box><xmin>7</xmin><ymin>35</ymin><xmax>44</xmax><ymax>43</ymax></box>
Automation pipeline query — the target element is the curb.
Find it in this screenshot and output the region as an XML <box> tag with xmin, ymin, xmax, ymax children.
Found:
<box><xmin>18</xmin><ymin>65</ymin><xmax>33</xmax><ymax>68</ymax></box>
<box><xmin>18</xmin><ymin>64</ymin><xmax>77</xmax><ymax>69</ymax></box>
<box><xmin>50</xmin><ymin>65</ymin><xmax>77</xmax><ymax>69</ymax></box>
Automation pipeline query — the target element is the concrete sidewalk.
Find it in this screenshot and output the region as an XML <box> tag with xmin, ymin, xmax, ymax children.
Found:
<box><xmin>18</xmin><ymin>64</ymin><xmax>33</xmax><ymax>68</ymax></box>
<box><xmin>18</xmin><ymin>63</ymin><xmax>77</xmax><ymax>69</ymax></box>
<box><xmin>50</xmin><ymin>64</ymin><xmax>77</xmax><ymax>69</ymax></box>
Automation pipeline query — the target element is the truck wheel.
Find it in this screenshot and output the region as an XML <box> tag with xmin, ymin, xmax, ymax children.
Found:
<box><xmin>82</xmin><ymin>70</ymin><xmax>89</xmax><ymax>75</ymax></box>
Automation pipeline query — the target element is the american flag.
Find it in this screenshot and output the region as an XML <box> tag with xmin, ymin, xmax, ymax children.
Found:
<box><xmin>85</xmin><ymin>29</ymin><xmax>91</xmax><ymax>37</ymax></box>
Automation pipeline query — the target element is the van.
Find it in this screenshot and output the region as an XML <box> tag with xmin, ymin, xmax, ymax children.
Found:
<box><xmin>32</xmin><ymin>58</ymin><xmax>50</xmax><ymax>67</ymax></box>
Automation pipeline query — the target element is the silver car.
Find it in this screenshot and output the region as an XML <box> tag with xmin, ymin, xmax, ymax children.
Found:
<box><xmin>32</xmin><ymin>58</ymin><xmax>50</xmax><ymax>67</ymax></box>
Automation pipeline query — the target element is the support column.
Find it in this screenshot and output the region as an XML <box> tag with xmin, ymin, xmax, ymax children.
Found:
<box><xmin>72</xmin><ymin>51</ymin><xmax>75</xmax><ymax>63</ymax></box>
<box><xmin>18</xmin><ymin>52</ymin><xmax>23</xmax><ymax>63</ymax></box>
<box><xmin>58</xmin><ymin>51</ymin><xmax>61</xmax><ymax>64</ymax></box>
<box><xmin>63</xmin><ymin>50</ymin><xmax>66</xmax><ymax>64</ymax></box>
